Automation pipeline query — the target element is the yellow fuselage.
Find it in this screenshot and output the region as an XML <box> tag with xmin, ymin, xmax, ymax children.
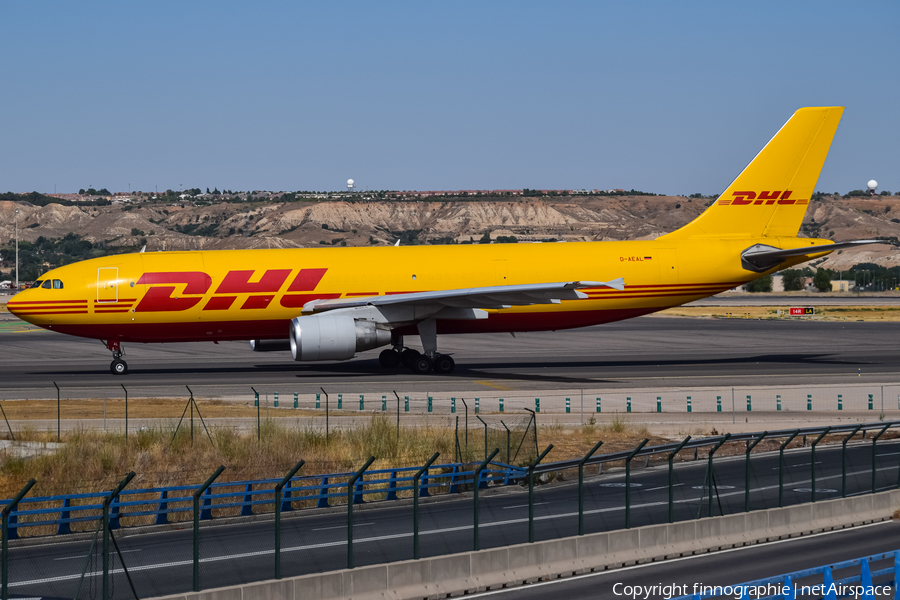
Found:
<box><xmin>8</xmin><ymin>237</ymin><xmax>815</xmax><ymax>344</ymax></box>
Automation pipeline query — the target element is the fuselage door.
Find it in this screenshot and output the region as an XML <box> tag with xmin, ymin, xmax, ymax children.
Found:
<box><xmin>656</xmin><ymin>249</ymin><xmax>679</xmax><ymax>284</ymax></box>
<box><xmin>97</xmin><ymin>267</ymin><xmax>119</xmax><ymax>303</ymax></box>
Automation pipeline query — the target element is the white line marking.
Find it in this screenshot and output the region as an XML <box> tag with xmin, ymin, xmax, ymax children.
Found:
<box><xmin>645</xmin><ymin>483</ymin><xmax>684</xmax><ymax>492</ymax></box>
<box><xmin>312</xmin><ymin>522</ymin><xmax>373</xmax><ymax>531</ymax></box>
<box><xmin>53</xmin><ymin>549</ymin><xmax>141</xmax><ymax>561</ymax></box>
<box><xmin>503</xmin><ymin>502</ymin><xmax>548</xmax><ymax>510</ymax></box>
<box><xmin>462</xmin><ymin>521</ymin><xmax>897</xmax><ymax>598</ymax></box>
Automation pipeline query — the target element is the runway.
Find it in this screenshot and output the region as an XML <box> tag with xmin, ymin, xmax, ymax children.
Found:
<box><xmin>8</xmin><ymin>439</ymin><xmax>900</xmax><ymax>599</ymax></box>
<box><xmin>3</xmin><ymin>315</ymin><xmax>900</xmax><ymax>399</ymax></box>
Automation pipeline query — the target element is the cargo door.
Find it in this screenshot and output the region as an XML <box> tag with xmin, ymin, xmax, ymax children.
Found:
<box><xmin>97</xmin><ymin>267</ymin><xmax>119</xmax><ymax>303</ymax></box>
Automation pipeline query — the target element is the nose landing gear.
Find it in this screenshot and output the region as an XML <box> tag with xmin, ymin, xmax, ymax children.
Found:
<box><xmin>106</xmin><ymin>340</ymin><xmax>128</xmax><ymax>375</ymax></box>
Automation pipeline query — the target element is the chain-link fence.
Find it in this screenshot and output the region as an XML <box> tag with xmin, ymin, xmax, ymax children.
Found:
<box><xmin>3</xmin><ymin>420</ymin><xmax>899</xmax><ymax>599</ymax></box>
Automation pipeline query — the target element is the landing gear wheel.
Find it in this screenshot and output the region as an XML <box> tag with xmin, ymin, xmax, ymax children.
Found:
<box><xmin>432</xmin><ymin>354</ymin><xmax>455</xmax><ymax>374</ymax></box>
<box><xmin>379</xmin><ymin>349</ymin><xmax>401</xmax><ymax>368</ymax></box>
<box><xmin>110</xmin><ymin>359</ymin><xmax>128</xmax><ymax>375</ymax></box>
<box><xmin>411</xmin><ymin>356</ymin><xmax>433</xmax><ymax>375</ymax></box>
<box><xmin>400</xmin><ymin>348</ymin><xmax>421</xmax><ymax>368</ymax></box>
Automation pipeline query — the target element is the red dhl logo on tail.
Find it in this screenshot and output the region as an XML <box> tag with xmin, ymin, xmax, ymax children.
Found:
<box><xmin>133</xmin><ymin>268</ymin><xmax>337</xmax><ymax>312</ymax></box>
<box><xmin>717</xmin><ymin>191</ymin><xmax>808</xmax><ymax>206</ymax></box>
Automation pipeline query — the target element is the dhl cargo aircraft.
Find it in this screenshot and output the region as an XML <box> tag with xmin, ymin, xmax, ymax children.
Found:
<box><xmin>8</xmin><ymin>107</ymin><xmax>874</xmax><ymax>375</ymax></box>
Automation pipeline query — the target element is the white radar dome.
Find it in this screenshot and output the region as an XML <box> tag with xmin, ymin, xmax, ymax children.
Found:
<box><xmin>867</xmin><ymin>179</ymin><xmax>878</xmax><ymax>190</ymax></box>
<box><xmin>347</xmin><ymin>179</ymin><xmax>354</xmax><ymax>186</ymax></box>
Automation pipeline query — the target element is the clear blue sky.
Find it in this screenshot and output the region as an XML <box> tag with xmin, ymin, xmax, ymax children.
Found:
<box><xmin>2</xmin><ymin>1</ymin><xmax>897</xmax><ymax>195</ymax></box>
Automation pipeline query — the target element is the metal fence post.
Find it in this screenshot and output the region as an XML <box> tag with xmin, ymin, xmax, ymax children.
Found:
<box><xmin>842</xmin><ymin>425</ymin><xmax>862</xmax><ymax>498</ymax></box>
<box><xmin>705</xmin><ymin>434</ymin><xmax>730</xmax><ymax>517</ymax></box>
<box><xmin>744</xmin><ymin>432</ymin><xmax>767</xmax><ymax>512</ymax></box>
<box><xmin>872</xmin><ymin>424</ymin><xmax>890</xmax><ymax>493</ymax></box>
<box><xmin>625</xmin><ymin>439</ymin><xmax>649</xmax><ymax>529</ymax></box>
<box><xmin>252</xmin><ymin>386</ymin><xmax>260</xmax><ymax>441</ymax></box>
<box><xmin>2</xmin><ymin>479</ymin><xmax>35</xmax><ymax>600</ymax></box>
<box><xmin>669</xmin><ymin>437</ymin><xmax>691</xmax><ymax>523</ymax></box>
<box><xmin>528</xmin><ymin>445</ymin><xmax>554</xmax><ymax>542</ymax></box>
<box><xmin>348</xmin><ymin>457</ymin><xmax>375</xmax><ymax>569</ymax></box>
<box><xmin>54</xmin><ymin>381</ymin><xmax>60</xmax><ymax>442</ymax></box>
<box><xmin>103</xmin><ymin>472</ymin><xmax>135</xmax><ymax>600</ymax></box>
<box><xmin>321</xmin><ymin>387</ymin><xmax>330</xmax><ymax>443</ymax></box>
<box><xmin>121</xmin><ymin>384</ymin><xmax>128</xmax><ymax>443</ymax></box>
<box><xmin>194</xmin><ymin>466</ymin><xmax>225</xmax><ymax>591</ymax></box>
<box><xmin>473</xmin><ymin>448</ymin><xmax>500</xmax><ymax>551</ymax></box>
<box><xmin>810</xmin><ymin>428</ymin><xmax>830</xmax><ymax>503</ymax></box>
<box><xmin>275</xmin><ymin>460</ymin><xmax>305</xmax><ymax>579</ymax></box>
<box><xmin>578</xmin><ymin>440</ymin><xmax>604</xmax><ymax>535</ymax></box>
<box><xmin>500</xmin><ymin>420</ymin><xmax>511</xmax><ymax>463</ymax></box>
<box><xmin>413</xmin><ymin>453</ymin><xmax>440</xmax><ymax>559</ymax></box>
<box><xmin>779</xmin><ymin>430</ymin><xmax>800</xmax><ymax>508</ymax></box>
<box><xmin>476</xmin><ymin>416</ymin><xmax>488</xmax><ymax>461</ymax></box>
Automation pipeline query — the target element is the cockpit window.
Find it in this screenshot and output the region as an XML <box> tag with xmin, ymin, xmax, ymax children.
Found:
<box><xmin>32</xmin><ymin>280</ymin><xmax>43</xmax><ymax>288</ymax></box>
<box><xmin>41</xmin><ymin>280</ymin><xmax>52</xmax><ymax>289</ymax></box>
<box><xmin>53</xmin><ymin>279</ymin><xmax>64</xmax><ymax>289</ymax></box>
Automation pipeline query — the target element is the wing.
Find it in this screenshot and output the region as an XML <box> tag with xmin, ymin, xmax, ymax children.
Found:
<box><xmin>741</xmin><ymin>240</ymin><xmax>878</xmax><ymax>271</ymax></box>
<box><xmin>302</xmin><ymin>278</ymin><xmax>625</xmax><ymax>314</ymax></box>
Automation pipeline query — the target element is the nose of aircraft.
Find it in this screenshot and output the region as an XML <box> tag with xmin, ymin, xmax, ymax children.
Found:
<box><xmin>6</xmin><ymin>266</ymin><xmax>87</xmax><ymax>325</ymax></box>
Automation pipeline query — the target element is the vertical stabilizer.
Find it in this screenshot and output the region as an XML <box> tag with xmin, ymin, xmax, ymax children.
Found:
<box><xmin>659</xmin><ymin>107</ymin><xmax>843</xmax><ymax>240</ymax></box>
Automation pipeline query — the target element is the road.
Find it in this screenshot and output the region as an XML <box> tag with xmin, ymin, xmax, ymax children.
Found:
<box><xmin>3</xmin><ymin>316</ymin><xmax>900</xmax><ymax>399</ymax></box>
<box><xmin>8</xmin><ymin>438</ymin><xmax>900</xmax><ymax>600</ymax></box>
<box><xmin>463</xmin><ymin>521</ymin><xmax>900</xmax><ymax>599</ymax></box>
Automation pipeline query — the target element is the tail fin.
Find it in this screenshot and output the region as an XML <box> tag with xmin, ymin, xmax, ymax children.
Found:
<box><xmin>659</xmin><ymin>107</ymin><xmax>844</xmax><ymax>241</ymax></box>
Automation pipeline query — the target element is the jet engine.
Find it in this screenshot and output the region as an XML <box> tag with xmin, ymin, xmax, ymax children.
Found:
<box><xmin>289</xmin><ymin>315</ymin><xmax>391</xmax><ymax>361</ymax></box>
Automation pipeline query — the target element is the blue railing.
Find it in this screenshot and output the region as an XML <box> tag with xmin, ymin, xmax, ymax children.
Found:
<box><xmin>674</xmin><ymin>550</ymin><xmax>899</xmax><ymax>599</ymax></box>
<box><xmin>0</xmin><ymin>461</ymin><xmax>525</xmax><ymax>539</ymax></box>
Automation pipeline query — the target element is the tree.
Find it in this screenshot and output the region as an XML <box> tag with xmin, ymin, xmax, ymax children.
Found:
<box><xmin>813</xmin><ymin>269</ymin><xmax>832</xmax><ymax>292</ymax></box>
<box><xmin>746</xmin><ymin>275</ymin><xmax>773</xmax><ymax>293</ymax></box>
<box><xmin>479</xmin><ymin>231</ymin><xmax>492</xmax><ymax>244</ymax></box>
<box><xmin>781</xmin><ymin>269</ymin><xmax>804</xmax><ymax>291</ymax></box>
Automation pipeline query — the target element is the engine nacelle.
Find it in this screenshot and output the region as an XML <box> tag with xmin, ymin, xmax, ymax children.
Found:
<box><xmin>289</xmin><ymin>315</ymin><xmax>391</xmax><ymax>361</ymax></box>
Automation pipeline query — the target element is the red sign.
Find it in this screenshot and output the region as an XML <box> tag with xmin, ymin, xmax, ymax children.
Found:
<box><xmin>789</xmin><ymin>307</ymin><xmax>815</xmax><ymax>316</ymax></box>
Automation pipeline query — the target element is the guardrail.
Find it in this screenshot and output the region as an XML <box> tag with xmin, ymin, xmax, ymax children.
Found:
<box><xmin>673</xmin><ymin>549</ymin><xmax>899</xmax><ymax>599</ymax></box>
<box><xmin>0</xmin><ymin>461</ymin><xmax>526</xmax><ymax>539</ymax></box>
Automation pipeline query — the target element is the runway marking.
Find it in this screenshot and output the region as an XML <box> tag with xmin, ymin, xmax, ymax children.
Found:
<box><xmin>11</xmin><ymin>465</ymin><xmax>896</xmax><ymax>588</ymax></box>
<box><xmin>474</xmin><ymin>380</ymin><xmax>512</xmax><ymax>391</ymax></box>
<box><xmin>461</xmin><ymin>521</ymin><xmax>896</xmax><ymax>598</ymax></box>
<box><xmin>312</xmin><ymin>522</ymin><xmax>372</xmax><ymax>531</ymax></box>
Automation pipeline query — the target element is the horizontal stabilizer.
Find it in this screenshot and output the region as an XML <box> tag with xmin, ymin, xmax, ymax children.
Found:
<box><xmin>303</xmin><ymin>279</ymin><xmax>624</xmax><ymax>313</ymax></box>
<box><xmin>741</xmin><ymin>240</ymin><xmax>879</xmax><ymax>272</ymax></box>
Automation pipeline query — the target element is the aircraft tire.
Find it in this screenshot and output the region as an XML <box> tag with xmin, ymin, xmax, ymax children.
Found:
<box><xmin>379</xmin><ymin>349</ymin><xmax>401</xmax><ymax>368</ymax></box>
<box><xmin>400</xmin><ymin>348</ymin><xmax>421</xmax><ymax>367</ymax></box>
<box><xmin>110</xmin><ymin>359</ymin><xmax>128</xmax><ymax>375</ymax></box>
<box><xmin>411</xmin><ymin>355</ymin><xmax>433</xmax><ymax>375</ymax></box>
<box><xmin>432</xmin><ymin>354</ymin><xmax>455</xmax><ymax>374</ymax></box>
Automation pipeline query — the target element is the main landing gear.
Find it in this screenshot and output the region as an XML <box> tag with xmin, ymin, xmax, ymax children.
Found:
<box><xmin>379</xmin><ymin>325</ymin><xmax>455</xmax><ymax>375</ymax></box>
<box><xmin>106</xmin><ymin>340</ymin><xmax>128</xmax><ymax>375</ymax></box>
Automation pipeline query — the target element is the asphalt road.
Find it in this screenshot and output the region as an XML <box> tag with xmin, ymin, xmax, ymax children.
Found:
<box><xmin>463</xmin><ymin>521</ymin><xmax>900</xmax><ymax>599</ymax></box>
<box><xmin>3</xmin><ymin>316</ymin><xmax>900</xmax><ymax>399</ymax></box>
<box><xmin>8</xmin><ymin>439</ymin><xmax>900</xmax><ymax>600</ymax></box>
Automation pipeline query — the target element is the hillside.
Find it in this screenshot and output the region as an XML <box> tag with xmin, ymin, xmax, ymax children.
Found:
<box><xmin>1</xmin><ymin>194</ymin><xmax>899</xmax><ymax>271</ymax></box>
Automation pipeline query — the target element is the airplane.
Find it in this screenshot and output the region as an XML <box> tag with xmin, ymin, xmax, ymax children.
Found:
<box><xmin>8</xmin><ymin>106</ymin><xmax>875</xmax><ymax>375</ymax></box>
